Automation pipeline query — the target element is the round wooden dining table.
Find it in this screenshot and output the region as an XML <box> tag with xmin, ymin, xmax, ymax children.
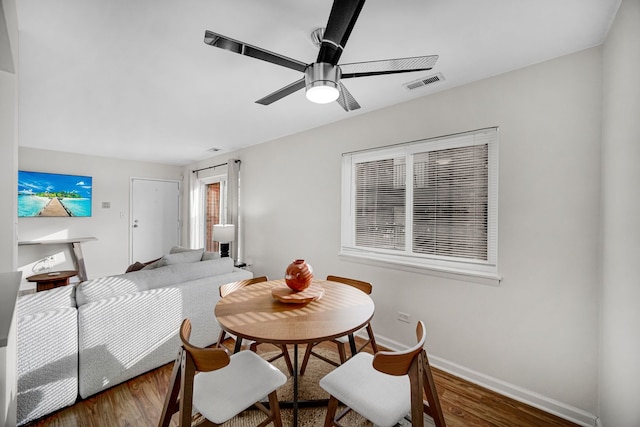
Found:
<box><xmin>214</xmin><ymin>278</ymin><xmax>375</xmax><ymax>427</ymax></box>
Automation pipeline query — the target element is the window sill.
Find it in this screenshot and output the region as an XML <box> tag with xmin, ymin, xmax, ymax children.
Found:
<box><xmin>339</xmin><ymin>250</ymin><xmax>502</xmax><ymax>287</ymax></box>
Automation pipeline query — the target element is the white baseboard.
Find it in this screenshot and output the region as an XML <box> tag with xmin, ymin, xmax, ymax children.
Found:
<box><xmin>372</xmin><ymin>334</ymin><xmax>598</xmax><ymax>427</ymax></box>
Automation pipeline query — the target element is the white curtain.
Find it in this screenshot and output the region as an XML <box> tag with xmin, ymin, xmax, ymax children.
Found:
<box><xmin>227</xmin><ymin>159</ymin><xmax>240</xmax><ymax>261</ymax></box>
<box><xmin>188</xmin><ymin>169</ymin><xmax>203</xmax><ymax>249</ymax></box>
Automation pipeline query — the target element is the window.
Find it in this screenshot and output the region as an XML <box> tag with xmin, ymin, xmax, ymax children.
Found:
<box><xmin>341</xmin><ymin>128</ymin><xmax>499</xmax><ymax>281</ymax></box>
<box><xmin>205</xmin><ymin>182</ymin><xmax>222</xmax><ymax>252</ymax></box>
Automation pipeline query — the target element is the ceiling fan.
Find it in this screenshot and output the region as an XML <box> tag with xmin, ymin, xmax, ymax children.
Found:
<box><xmin>204</xmin><ymin>0</ymin><xmax>438</xmax><ymax>112</ymax></box>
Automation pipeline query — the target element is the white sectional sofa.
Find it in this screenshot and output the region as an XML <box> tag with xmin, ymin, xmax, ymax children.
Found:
<box><xmin>16</xmin><ymin>249</ymin><xmax>252</xmax><ymax>425</ymax></box>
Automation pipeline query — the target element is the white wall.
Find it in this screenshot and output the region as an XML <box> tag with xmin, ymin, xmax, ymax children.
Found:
<box><xmin>0</xmin><ymin>3</ymin><xmax>16</xmax><ymax>273</ymax></box>
<box><xmin>193</xmin><ymin>47</ymin><xmax>603</xmax><ymax>421</ymax></box>
<box><xmin>1</xmin><ymin>0</ymin><xmax>18</xmax><ymax>424</ymax></box>
<box><xmin>599</xmin><ymin>0</ymin><xmax>640</xmax><ymax>425</ymax></box>
<box><xmin>17</xmin><ymin>147</ymin><xmax>183</xmax><ymax>289</ymax></box>
<box><xmin>0</xmin><ymin>67</ymin><xmax>17</xmax><ymax>427</ymax></box>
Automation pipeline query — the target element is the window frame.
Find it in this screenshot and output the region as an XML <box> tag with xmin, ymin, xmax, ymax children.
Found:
<box><xmin>340</xmin><ymin>128</ymin><xmax>500</xmax><ymax>284</ymax></box>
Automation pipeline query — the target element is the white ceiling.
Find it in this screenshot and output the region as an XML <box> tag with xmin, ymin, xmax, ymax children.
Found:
<box><xmin>15</xmin><ymin>0</ymin><xmax>620</xmax><ymax>166</ymax></box>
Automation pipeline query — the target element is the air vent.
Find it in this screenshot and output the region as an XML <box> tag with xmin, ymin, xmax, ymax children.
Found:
<box><xmin>403</xmin><ymin>73</ymin><xmax>444</xmax><ymax>91</ymax></box>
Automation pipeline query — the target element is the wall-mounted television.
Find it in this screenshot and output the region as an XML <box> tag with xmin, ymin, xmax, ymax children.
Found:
<box><xmin>18</xmin><ymin>171</ymin><xmax>93</xmax><ymax>217</ymax></box>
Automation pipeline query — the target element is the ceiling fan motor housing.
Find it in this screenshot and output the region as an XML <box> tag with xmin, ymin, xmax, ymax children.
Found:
<box><xmin>305</xmin><ymin>63</ymin><xmax>341</xmax><ymax>103</ymax></box>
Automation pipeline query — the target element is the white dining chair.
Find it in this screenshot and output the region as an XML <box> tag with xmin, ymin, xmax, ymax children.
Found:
<box><xmin>319</xmin><ymin>320</ymin><xmax>446</xmax><ymax>427</ymax></box>
<box><xmin>158</xmin><ymin>318</ymin><xmax>287</xmax><ymax>427</ymax></box>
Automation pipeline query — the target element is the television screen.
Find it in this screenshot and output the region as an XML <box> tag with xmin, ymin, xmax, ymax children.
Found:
<box><xmin>18</xmin><ymin>171</ymin><xmax>93</xmax><ymax>217</ymax></box>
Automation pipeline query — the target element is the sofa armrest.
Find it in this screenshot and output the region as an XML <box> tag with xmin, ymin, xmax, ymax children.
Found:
<box><xmin>17</xmin><ymin>285</ymin><xmax>76</xmax><ymax>317</ymax></box>
<box><xmin>17</xmin><ymin>306</ymin><xmax>78</xmax><ymax>425</ymax></box>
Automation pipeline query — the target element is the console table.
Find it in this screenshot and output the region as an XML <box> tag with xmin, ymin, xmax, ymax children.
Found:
<box><xmin>18</xmin><ymin>237</ymin><xmax>96</xmax><ymax>281</ymax></box>
<box><xmin>26</xmin><ymin>270</ymin><xmax>79</xmax><ymax>292</ymax></box>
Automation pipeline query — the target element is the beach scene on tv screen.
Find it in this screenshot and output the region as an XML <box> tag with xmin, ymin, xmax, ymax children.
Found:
<box><xmin>18</xmin><ymin>171</ymin><xmax>92</xmax><ymax>217</ymax></box>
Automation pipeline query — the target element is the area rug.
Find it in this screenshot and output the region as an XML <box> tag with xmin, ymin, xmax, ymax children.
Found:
<box><xmin>224</xmin><ymin>347</ymin><xmax>435</xmax><ymax>427</ymax></box>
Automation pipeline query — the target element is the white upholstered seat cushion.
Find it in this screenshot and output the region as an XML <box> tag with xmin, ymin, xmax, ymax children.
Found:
<box><xmin>192</xmin><ymin>350</ymin><xmax>287</xmax><ymax>424</ymax></box>
<box><xmin>319</xmin><ymin>352</ymin><xmax>410</xmax><ymax>427</ymax></box>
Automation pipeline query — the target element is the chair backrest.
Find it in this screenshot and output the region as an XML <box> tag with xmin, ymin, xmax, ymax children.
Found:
<box><xmin>180</xmin><ymin>319</ymin><xmax>230</xmax><ymax>372</ymax></box>
<box><xmin>219</xmin><ymin>276</ymin><xmax>268</xmax><ymax>298</ymax></box>
<box><xmin>372</xmin><ymin>321</ymin><xmax>426</xmax><ymax>376</ymax></box>
<box><xmin>326</xmin><ymin>275</ymin><xmax>372</xmax><ymax>295</ymax></box>
<box><xmin>373</xmin><ymin>321</ymin><xmax>446</xmax><ymax>427</ymax></box>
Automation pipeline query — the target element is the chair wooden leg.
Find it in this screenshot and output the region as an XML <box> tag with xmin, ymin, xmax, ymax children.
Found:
<box><xmin>279</xmin><ymin>345</ymin><xmax>294</xmax><ymax>376</ymax></box>
<box><xmin>216</xmin><ymin>330</ymin><xmax>227</xmax><ymax>348</ymax></box>
<box><xmin>255</xmin><ymin>391</ymin><xmax>284</xmax><ymax>427</ymax></box>
<box><xmin>365</xmin><ymin>323</ymin><xmax>378</xmax><ymax>353</ymax></box>
<box><xmin>300</xmin><ymin>342</ymin><xmax>315</xmax><ymax>375</ymax></box>
<box><xmin>158</xmin><ymin>349</ymin><xmax>183</xmax><ymax>427</ymax></box>
<box><xmin>324</xmin><ymin>395</ymin><xmax>340</xmax><ymax>427</ymax></box>
<box><xmin>353</xmin><ymin>324</ymin><xmax>379</xmax><ymax>356</ymax></box>
<box><xmin>336</xmin><ymin>341</ymin><xmax>348</xmax><ymax>364</ymax></box>
<box><xmin>421</xmin><ymin>351</ymin><xmax>446</xmax><ymax>427</ymax></box>
<box><xmin>194</xmin><ymin>417</ymin><xmax>218</xmax><ymax>427</ymax></box>
<box><xmin>178</xmin><ymin>351</ymin><xmax>196</xmax><ymax>427</ymax></box>
<box><xmin>268</xmin><ymin>390</ymin><xmax>283</xmax><ymax>427</ymax></box>
<box><xmin>409</xmin><ymin>357</ymin><xmax>425</xmax><ymax>427</ymax></box>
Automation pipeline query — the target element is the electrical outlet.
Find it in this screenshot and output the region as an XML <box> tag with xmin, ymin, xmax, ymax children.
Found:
<box><xmin>397</xmin><ymin>311</ymin><xmax>411</xmax><ymax>323</ymax></box>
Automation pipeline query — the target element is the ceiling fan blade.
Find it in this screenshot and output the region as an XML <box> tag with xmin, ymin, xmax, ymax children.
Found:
<box><xmin>336</xmin><ymin>82</ymin><xmax>361</xmax><ymax>112</ymax></box>
<box><xmin>340</xmin><ymin>55</ymin><xmax>439</xmax><ymax>79</ymax></box>
<box><xmin>204</xmin><ymin>31</ymin><xmax>307</xmax><ymax>73</ymax></box>
<box><xmin>255</xmin><ymin>78</ymin><xmax>306</xmax><ymax>105</ymax></box>
<box><xmin>317</xmin><ymin>0</ymin><xmax>366</xmax><ymax>65</ymax></box>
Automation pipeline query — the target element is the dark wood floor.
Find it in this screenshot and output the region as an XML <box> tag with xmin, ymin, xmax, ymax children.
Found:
<box><xmin>26</xmin><ymin>339</ymin><xmax>579</xmax><ymax>427</ymax></box>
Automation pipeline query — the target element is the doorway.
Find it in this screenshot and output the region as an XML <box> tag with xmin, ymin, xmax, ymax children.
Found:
<box><xmin>130</xmin><ymin>178</ymin><xmax>181</xmax><ymax>263</ymax></box>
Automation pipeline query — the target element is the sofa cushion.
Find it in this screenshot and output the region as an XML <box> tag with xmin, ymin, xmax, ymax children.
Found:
<box><xmin>125</xmin><ymin>257</ymin><xmax>161</xmax><ymax>273</ymax></box>
<box><xmin>201</xmin><ymin>251</ymin><xmax>221</xmax><ymax>261</ymax></box>
<box><xmin>141</xmin><ymin>257</ymin><xmax>236</xmax><ymax>292</ymax></box>
<box><xmin>141</xmin><ymin>258</ymin><xmax>163</xmax><ymax>270</ymax></box>
<box><xmin>76</xmin><ymin>257</ymin><xmax>236</xmax><ymax>306</ymax></box>
<box><xmin>161</xmin><ymin>249</ymin><xmax>204</xmax><ymax>265</ymax></box>
<box><xmin>169</xmin><ymin>246</ymin><xmax>203</xmax><ymax>254</ymax></box>
<box><xmin>141</xmin><ymin>248</ymin><xmax>204</xmax><ymax>270</ymax></box>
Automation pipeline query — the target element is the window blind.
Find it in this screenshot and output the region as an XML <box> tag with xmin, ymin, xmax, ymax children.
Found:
<box><xmin>355</xmin><ymin>157</ymin><xmax>406</xmax><ymax>250</ymax></box>
<box><xmin>412</xmin><ymin>144</ymin><xmax>488</xmax><ymax>261</ymax></box>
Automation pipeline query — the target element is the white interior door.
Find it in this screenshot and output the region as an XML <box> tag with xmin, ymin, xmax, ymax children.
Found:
<box><xmin>131</xmin><ymin>178</ymin><xmax>180</xmax><ymax>263</ymax></box>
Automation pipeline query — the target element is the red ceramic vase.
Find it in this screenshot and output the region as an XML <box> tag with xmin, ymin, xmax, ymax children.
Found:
<box><xmin>284</xmin><ymin>259</ymin><xmax>313</xmax><ymax>291</ymax></box>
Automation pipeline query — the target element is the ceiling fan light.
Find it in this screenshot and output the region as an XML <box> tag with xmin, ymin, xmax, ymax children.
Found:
<box><xmin>305</xmin><ymin>62</ymin><xmax>341</xmax><ymax>104</ymax></box>
<box><xmin>306</xmin><ymin>83</ymin><xmax>339</xmax><ymax>104</ymax></box>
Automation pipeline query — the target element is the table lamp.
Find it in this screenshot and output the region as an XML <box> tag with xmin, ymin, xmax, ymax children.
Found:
<box><xmin>212</xmin><ymin>224</ymin><xmax>235</xmax><ymax>258</ymax></box>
